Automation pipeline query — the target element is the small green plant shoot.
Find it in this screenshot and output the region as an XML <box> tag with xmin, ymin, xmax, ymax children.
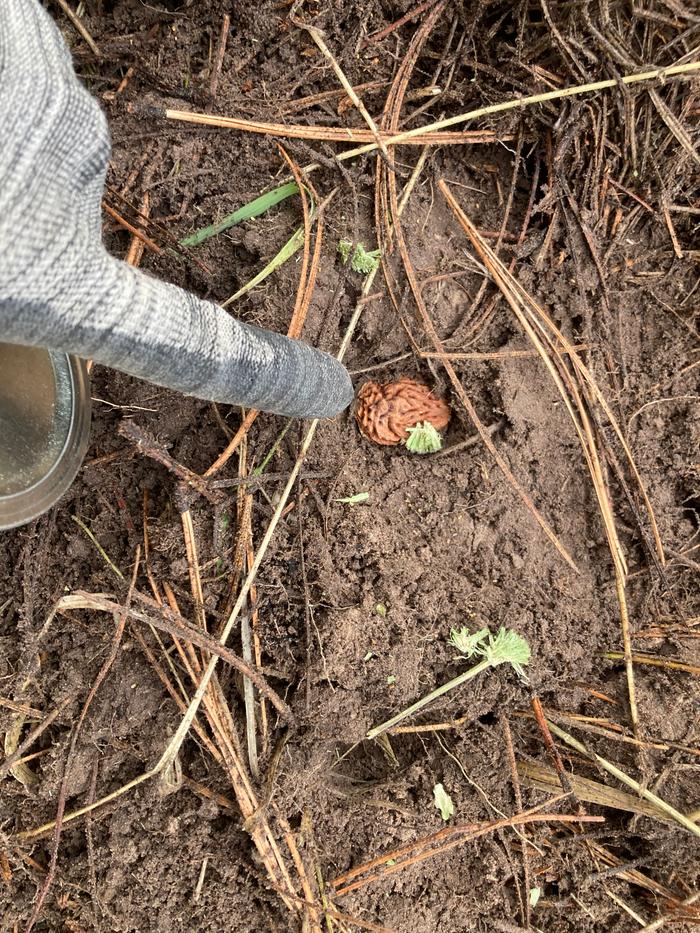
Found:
<box><xmin>404</xmin><ymin>421</ymin><xmax>443</xmax><ymax>454</ymax></box>
<box><xmin>433</xmin><ymin>783</ymin><xmax>455</xmax><ymax>821</ymax></box>
<box><xmin>449</xmin><ymin>626</ymin><xmax>489</xmax><ymax>658</ymax></box>
<box><xmin>367</xmin><ymin>626</ymin><xmax>531</xmax><ymax>740</ymax></box>
<box><xmin>335</xmin><ymin>492</ymin><xmax>370</xmax><ymax>505</ymax></box>
<box><xmin>338</xmin><ymin>239</ymin><xmax>381</xmax><ymax>275</ymax></box>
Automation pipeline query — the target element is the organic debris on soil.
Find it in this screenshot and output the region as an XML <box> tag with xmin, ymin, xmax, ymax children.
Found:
<box><xmin>1</xmin><ymin>1</ymin><xmax>699</xmax><ymax>932</ymax></box>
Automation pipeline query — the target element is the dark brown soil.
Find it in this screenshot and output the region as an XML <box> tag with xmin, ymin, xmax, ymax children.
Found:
<box><xmin>2</xmin><ymin>2</ymin><xmax>699</xmax><ymax>931</ymax></box>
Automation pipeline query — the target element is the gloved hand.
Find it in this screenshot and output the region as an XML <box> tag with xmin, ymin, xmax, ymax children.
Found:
<box><xmin>0</xmin><ymin>0</ymin><xmax>353</xmax><ymax>419</ymax></box>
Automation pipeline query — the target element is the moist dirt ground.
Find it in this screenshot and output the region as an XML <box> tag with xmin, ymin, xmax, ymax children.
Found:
<box><xmin>1</xmin><ymin>1</ymin><xmax>699</xmax><ymax>931</ymax></box>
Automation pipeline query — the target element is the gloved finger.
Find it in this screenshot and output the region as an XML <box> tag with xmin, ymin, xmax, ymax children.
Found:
<box><xmin>0</xmin><ymin>0</ymin><xmax>76</xmax><ymax>83</ymax></box>
<box><xmin>98</xmin><ymin>258</ymin><xmax>354</xmax><ymax>419</ymax></box>
<box><xmin>1</xmin><ymin>249</ymin><xmax>354</xmax><ymax>419</ymax></box>
<box><xmin>0</xmin><ymin>0</ymin><xmax>110</xmax><ymax>199</ymax></box>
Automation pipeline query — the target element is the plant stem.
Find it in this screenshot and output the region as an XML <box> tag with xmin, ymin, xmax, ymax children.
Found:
<box><xmin>367</xmin><ymin>659</ymin><xmax>490</xmax><ymax>740</ymax></box>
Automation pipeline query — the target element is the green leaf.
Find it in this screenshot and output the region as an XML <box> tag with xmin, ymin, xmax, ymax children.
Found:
<box><xmin>386</xmin><ymin>675</ymin><xmax>396</xmax><ymax>685</ymax></box>
<box><xmin>404</xmin><ymin>421</ymin><xmax>443</xmax><ymax>454</ymax></box>
<box><xmin>374</xmin><ymin>603</ymin><xmax>387</xmax><ymax>618</ymax></box>
<box><xmin>529</xmin><ymin>887</ymin><xmax>541</xmax><ymax>908</ymax></box>
<box><xmin>433</xmin><ymin>783</ymin><xmax>455</xmax><ymax>821</ymax></box>
<box><xmin>337</xmin><ymin>239</ymin><xmax>381</xmax><ymax>275</ymax></box>
<box><xmin>350</xmin><ymin>244</ymin><xmax>381</xmax><ymax>275</ymax></box>
<box><xmin>479</xmin><ymin>627</ymin><xmax>531</xmax><ymax>682</ymax></box>
<box><xmin>335</xmin><ymin>492</ymin><xmax>370</xmax><ymax>505</ymax></box>
<box><xmin>180</xmin><ymin>183</ymin><xmax>299</xmax><ymax>247</ymax></box>
<box><xmin>337</xmin><ymin>238</ymin><xmax>353</xmax><ymax>264</ymax></box>
<box><xmin>449</xmin><ymin>626</ymin><xmax>489</xmax><ymax>658</ymax></box>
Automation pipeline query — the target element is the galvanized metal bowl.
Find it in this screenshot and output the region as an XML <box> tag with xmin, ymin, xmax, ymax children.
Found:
<box><xmin>0</xmin><ymin>344</ymin><xmax>91</xmax><ymax>529</ymax></box>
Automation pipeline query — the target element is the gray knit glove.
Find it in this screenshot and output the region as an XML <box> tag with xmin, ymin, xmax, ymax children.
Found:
<box><xmin>0</xmin><ymin>0</ymin><xmax>352</xmax><ymax>419</ymax></box>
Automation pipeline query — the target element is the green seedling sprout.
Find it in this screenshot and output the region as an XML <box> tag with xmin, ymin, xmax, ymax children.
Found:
<box><xmin>337</xmin><ymin>239</ymin><xmax>381</xmax><ymax>275</ymax></box>
<box><xmin>367</xmin><ymin>626</ymin><xmax>531</xmax><ymax>740</ymax></box>
<box><xmin>335</xmin><ymin>492</ymin><xmax>370</xmax><ymax>505</ymax></box>
<box><xmin>449</xmin><ymin>626</ymin><xmax>489</xmax><ymax>658</ymax></box>
<box><xmin>433</xmin><ymin>783</ymin><xmax>455</xmax><ymax>821</ymax></box>
<box><xmin>404</xmin><ymin>421</ymin><xmax>443</xmax><ymax>454</ymax></box>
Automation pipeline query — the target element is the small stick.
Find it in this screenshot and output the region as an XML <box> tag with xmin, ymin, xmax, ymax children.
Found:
<box><xmin>545</xmin><ymin>719</ymin><xmax>700</xmax><ymax>838</ymax></box>
<box><xmin>421</xmin><ymin>343</ymin><xmax>593</xmax><ymax>361</ymax></box>
<box><xmin>102</xmin><ymin>202</ymin><xmax>163</xmax><ymax>255</ymax></box>
<box><xmin>531</xmin><ymin>695</ymin><xmax>582</xmax><ymax>810</ymax></box>
<box><xmin>193</xmin><ymin>857</ymin><xmax>208</xmax><ymax>903</ymax></box>
<box><xmin>24</xmin><ymin>549</ymin><xmax>140</xmax><ymax>933</ymax></box>
<box><xmin>236</xmin><ymin>443</ymin><xmax>259</xmax><ymax>780</ymax></box>
<box><xmin>500</xmin><ymin>714</ymin><xmax>531</xmax><ymax>928</ymax></box>
<box><xmin>51</xmin><ymin>0</ymin><xmax>101</xmax><ymax>57</ymax></box>
<box><xmin>180</xmin><ymin>508</ymin><xmax>208</xmax><ymax>634</ymax></box>
<box><xmin>334</xmin><ymin>810</ymin><xmax>605</xmax><ymax>897</ymax></box>
<box><xmin>331</xmin><ymin>794</ymin><xmax>601</xmax><ymax>895</ymax></box>
<box><xmin>602</xmin><ymin>652</ymin><xmax>700</xmax><ymax>676</ymax></box>
<box><xmin>119</xmin><ymin>421</ymin><xmax>224</xmax><ymax>505</ymax></box>
<box><xmin>292</xmin><ymin>13</ymin><xmax>396</xmax><ymax>171</ymax></box>
<box><xmin>71</xmin><ymin>515</ymin><xmax>125</xmax><ymax>580</ymax></box>
<box><xmin>661</xmin><ymin>199</ymin><xmax>684</xmax><ymax>258</ymax></box>
<box><xmin>125</xmin><ymin>192</ymin><xmax>150</xmax><ymax>268</ymax></box>
<box><xmin>209</xmin><ymin>13</ymin><xmax>231</xmax><ymax>102</ymax></box>
<box><xmin>0</xmin><ymin>697</ymin><xmax>43</xmax><ymax>718</ymax></box>
<box><xmin>162</xmin><ymin>61</ymin><xmax>700</xmax><ymax>164</ymax></box>
<box><xmin>360</xmin><ymin>0</ymin><xmax>439</xmax><ymax>47</ymax></box>
<box><xmin>0</xmin><ymin>696</ymin><xmax>73</xmax><ymax>780</ymax></box>
<box><xmin>638</xmin><ymin>892</ymin><xmax>700</xmax><ymax>933</ymax></box>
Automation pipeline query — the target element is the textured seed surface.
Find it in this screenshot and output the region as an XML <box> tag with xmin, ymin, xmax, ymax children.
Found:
<box><xmin>355</xmin><ymin>378</ymin><xmax>451</xmax><ymax>446</ymax></box>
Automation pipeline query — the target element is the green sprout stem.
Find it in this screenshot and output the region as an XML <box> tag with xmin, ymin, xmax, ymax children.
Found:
<box><xmin>366</xmin><ymin>657</ymin><xmax>491</xmax><ymax>740</ymax></box>
<box><xmin>366</xmin><ymin>627</ymin><xmax>530</xmax><ymax>741</ymax></box>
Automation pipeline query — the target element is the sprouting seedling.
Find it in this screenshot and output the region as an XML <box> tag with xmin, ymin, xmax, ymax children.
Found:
<box><xmin>337</xmin><ymin>239</ymin><xmax>381</xmax><ymax>275</ymax></box>
<box><xmin>337</xmin><ymin>238</ymin><xmax>353</xmax><ymax>264</ymax></box>
<box><xmin>366</xmin><ymin>626</ymin><xmax>531</xmax><ymax>740</ymax></box>
<box><xmin>403</xmin><ymin>421</ymin><xmax>443</xmax><ymax>454</ymax></box>
<box><xmin>433</xmin><ymin>783</ymin><xmax>455</xmax><ymax>821</ymax></box>
<box><xmin>479</xmin><ymin>627</ymin><xmax>531</xmax><ymax>682</ymax></box>
<box><xmin>334</xmin><ymin>491</ymin><xmax>369</xmax><ymax>505</ymax></box>
<box><xmin>449</xmin><ymin>626</ymin><xmax>489</xmax><ymax>658</ymax></box>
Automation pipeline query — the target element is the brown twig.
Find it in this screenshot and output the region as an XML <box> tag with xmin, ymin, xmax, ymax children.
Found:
<box><xmin>51</xmin><ymin>0</ymin><xmax>101</xmax><ymax>56</ymax></box>
<box><xmin>209</xmin><ymin>13</ymin><xmax>231</xmax><ymax>102</ymax></box>
<box><xmin>500</xmin><ymin>714</ymin><xmax>531</xmax><ymax>928</ymax></box>
<box><xmin>24</xmin><ymin>550</ymin><xmax>140</xmax><ymax>933</ymax></box>
<box><xmin>331</xmin><ymin>799</ymin><xmax>603</xmax><ymax>897</ymax></box>
<box><xmin>530</xmin><ymin>695</ymin><xmax>582</xmax><ymax>808</ymax></box>
<box><xmin>102</xmin><ymin>202</ymin><xmax>163</xmax><ymax>255</ymax></box>
<box><xmin>125</xmin><ymin>192</ymin><xmax>150</xmax><ymax>267</ymax></box>
<box><xmin>361</xmin><ymin>0</ymin><xmax>440</xmax><ymax>47</ymax></box>
<box><xmin>119</xmin><ymin>421</ymin><xmax>224</xmax><ymax>505</ymax></box>
<box><xmin>55</xmin><ymin>590</ymin><xmax>295</xmax><ymax>722</ymax></box>
<box><xmin>0</xmin><ymin>696</ymin><xmax>73</xmax><ymax>780</ymax></box>
<box><xmin>162</xmin><ymin>106</ymin><xmax>504</xmax><ymax>147</ymax></box>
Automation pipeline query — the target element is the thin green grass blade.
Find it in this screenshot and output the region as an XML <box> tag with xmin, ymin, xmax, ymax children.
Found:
<box><xmin>222</xmin><ymin>226</ymin><xmax>304</xmax><ymax>306</ymax></box>
<box><xmin>180</xmin><ymin>182</ymin><xmax>299</xmax><ymax>247</ymax></box>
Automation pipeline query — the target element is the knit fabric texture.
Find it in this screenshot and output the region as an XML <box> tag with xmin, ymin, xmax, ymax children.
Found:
<box><xmin>0</xmin><ymin>0</ymin><xmax>353</xmax><ymax>419</ymax></box>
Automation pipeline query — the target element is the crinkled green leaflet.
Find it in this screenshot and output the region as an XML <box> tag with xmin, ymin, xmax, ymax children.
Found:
<box><xmin>433</xmin><ymin>783</ymin><xmax>455</xmax><ymax>821</ymax></box>
<box><xmin>180</xmin><ymin>182</ymin><xmax>299</xmax><ymax>247</ymax></box>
